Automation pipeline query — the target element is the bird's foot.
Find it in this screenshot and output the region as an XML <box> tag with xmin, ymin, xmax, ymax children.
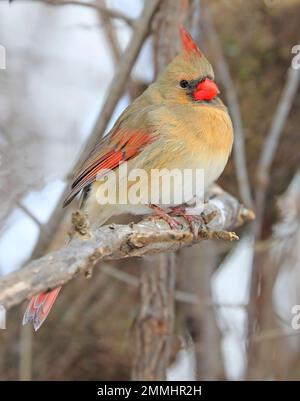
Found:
<box><xmin>148</xmin><ymin>204</ymin><xmax>181</xmax><ymax>229</ymax></box>
<box><xmin>170</xmin><ymin>206</ymin><xmax>205</xmax><ymax>237</ymax></box>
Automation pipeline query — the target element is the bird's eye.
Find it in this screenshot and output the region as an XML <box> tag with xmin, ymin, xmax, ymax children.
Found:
<box><xmin>179</xmin><ymin>79</ymin><xmax>189</xmax><ymax>88</ymax></box>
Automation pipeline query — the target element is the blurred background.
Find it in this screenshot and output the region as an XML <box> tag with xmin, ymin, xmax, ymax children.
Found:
<box><xmin>0</xmin><ymin>0</ymin><xmax>300</xmax><ymax>380</ymax></box>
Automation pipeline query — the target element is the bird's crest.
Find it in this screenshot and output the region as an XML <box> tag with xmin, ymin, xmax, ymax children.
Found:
<box><xmin>179</xmin><ymin>26</ymin><xmax>201</xmax><ymax>57</ymax></box>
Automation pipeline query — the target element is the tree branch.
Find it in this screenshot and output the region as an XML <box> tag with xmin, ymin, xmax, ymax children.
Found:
<box><xmin>202</xmin><ymin>3</ymin><xmax>254</xmax><ymax>209</ymax></box>
<box><xmin>25</xmin><ymin>0</ymin><xmax>134</xmax><ymax>27</ymax></box>
<box><xmin>255</xmin><ymin>66</ymin><xmax>300</xmax><ymax>236</ymax></box>
<box><xmin>0</xmin><ymin>186</ymin><xmax>254</xmax><ymax>310</ymax></box>
<box><xmin>132</xmin><ymin>253</ymin><xmax>176</xmax><ymax>380</ymax></box>
<box><xmin>96</xmin><ymin>0</ymin><xmax>144</xmax><ymax>100</ymax></box>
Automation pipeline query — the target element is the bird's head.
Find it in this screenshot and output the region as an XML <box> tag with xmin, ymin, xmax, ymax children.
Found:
<box><xmin>156</xmin><ymin>27</ymin><xmax>219</xmax><ymax>104</ymax></box>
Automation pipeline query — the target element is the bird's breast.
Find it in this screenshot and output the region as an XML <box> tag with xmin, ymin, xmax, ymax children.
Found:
<box><xmin>162</xmin><ymin>105</ymin><xmax>234</xmax><ymax>188</ymax></box>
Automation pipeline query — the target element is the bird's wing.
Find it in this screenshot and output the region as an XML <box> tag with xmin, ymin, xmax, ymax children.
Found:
<box><xmin>63</xmin><ymin>109</ymin><xmax>156</xmax><ymax>207</ymax></box>
<box><xmin>23</xmin><ymin>287</ymin><xmax>61</xmax><ymax>331</ymax></box>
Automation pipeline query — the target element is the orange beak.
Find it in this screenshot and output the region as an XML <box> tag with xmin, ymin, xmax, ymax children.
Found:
<box><xmin>194</xmin><ymin>79</ymin><xmax>219</xmax><ymax>101</ymax></box>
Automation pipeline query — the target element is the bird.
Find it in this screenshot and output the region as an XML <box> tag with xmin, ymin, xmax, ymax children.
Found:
<box><xmin>23</xmin><ymin>26</ymin><xmax>233</xmax><ymax>331</ymax></box>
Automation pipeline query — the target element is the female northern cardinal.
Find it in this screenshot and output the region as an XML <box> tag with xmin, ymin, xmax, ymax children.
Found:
<box><xmin>23</xmin><ymin>27</ymin><xmax>233</xmax><ymax>330</ymax></box>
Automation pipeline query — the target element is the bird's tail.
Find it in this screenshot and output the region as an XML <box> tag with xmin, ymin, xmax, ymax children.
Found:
<box><xmin>22</xmin><ymin>287</ymin><xmax>61</xmax><ymax>331</ymax></box>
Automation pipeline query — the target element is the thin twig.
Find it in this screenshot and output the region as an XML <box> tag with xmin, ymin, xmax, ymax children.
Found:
<box><xmin>202</xmin><ymin>3</ymin><xmax>254</xmax><ymax>209</ymax></box>
<box><xmin>27</xmin><ymin>0</ymin><xmax>134</xmax><ymax>27</ymax></box>
<box><xmin>250</xmin><ymin>328</ymin><xmax>300</xmax><ymax>344</ymax></box>
<box><xmin>255</xmin><ymin>66</ymin><xmax>300</xmax><ymax>236</ymax></box>
<box><xmin>96</xmin><ymin>0</ymin><xmax>140</xmax><ymax>100</ymax></box>
<box><xmin>101</xmin><ymin>264</ymin><xmax>139</xmax><ymax>287</ymax></box>
<box><xmin>247</xmin><ymin>171</ymin><xmax>300</xmax><ymax>378</ymax></box>
<box><xmin>14</xmin><ymin>200</ymin><xmax>42</xmax><ymax>229</ymax></box>
<box><xmin>247</xmin><ymin>66</ymin><xmax>300</xmax><ymax>365</ymax></box>
<box><xmin>101</xmin><ymin>263</ymin><xmax>248</xmax><ymax>309</ymax></box>
<box><xmin>96</xmin><ymin>0</ymin><xmax>122</xmax><ymax>62</ymax></box>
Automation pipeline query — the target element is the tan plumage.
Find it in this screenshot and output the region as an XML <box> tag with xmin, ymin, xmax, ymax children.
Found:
<box><xmin>82</xmin><ymin>29</ymin><xmax>233</xmax><ymax>225</ymax></box>
<box><xmin>23</xmin><ymin>27</ymin><xmax>234</xmax><ymax>330</ymax></box>
<box><xmin>85</xmin><ymin>102</ymin><xmax>233</xmax><ymax>225</ymax></box>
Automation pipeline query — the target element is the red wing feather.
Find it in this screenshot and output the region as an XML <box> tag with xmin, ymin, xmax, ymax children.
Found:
<box><xmin>63</xmin><ymin>129</ymin><xmax>154</xmax><ymax>207</ymax></box>
<box><xmin>23</xmin><ymin>287</ymin><xmax>61</xmax><ymax>331</ymax></box>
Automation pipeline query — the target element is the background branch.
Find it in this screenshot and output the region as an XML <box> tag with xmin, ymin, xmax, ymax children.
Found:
<box><xmin>29</xmin><ymin>0</ymin><xmax>134</xmax><ymax>26</ymax></box>
<box><xmin>247</xmin><ymin>65</ymin><xmax>300</xmax><ymax>377</ymax></box>
<box><xmin>132</xmin><ymin>253</ymin><xmax>176</xmax><ymax>380</ymax></box>
<box><xmin>255</xmin><ymin>66</ymin><xmax>300</xmax><ymax>236</ymax></box>
<box><xmin>202</xmin><ymin>3</ymin><xmax>253</xmax><ymax>209</ymax></box>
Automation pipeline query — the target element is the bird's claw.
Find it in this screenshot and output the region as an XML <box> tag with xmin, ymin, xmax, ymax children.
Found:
<box><xmin>148</xmin><ymin>204</ymin><xmax>181</xmax><ymax>229</ymax></box>
<box><xmin>170</xmin><ymin>206</ymin><xmax>205</xmax><ymax>238</ymax></box>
